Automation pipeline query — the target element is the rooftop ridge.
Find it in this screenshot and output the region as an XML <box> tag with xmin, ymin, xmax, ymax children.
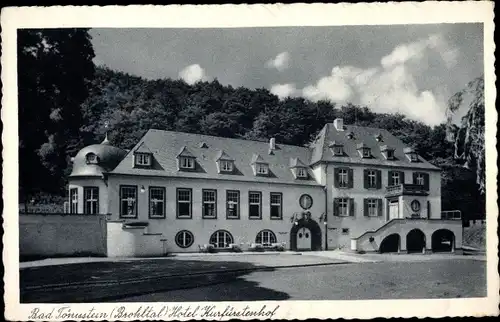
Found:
<box><xmin>147</xmin><ymin>128</ymin><xmax>310</xmax><ymax>149</ymax></box>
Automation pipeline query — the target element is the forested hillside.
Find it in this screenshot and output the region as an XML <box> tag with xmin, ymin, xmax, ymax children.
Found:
<box><xmin>18</xmin><ymin>29</ymin><xmax>485</xmax><ymax>220</ymax></box>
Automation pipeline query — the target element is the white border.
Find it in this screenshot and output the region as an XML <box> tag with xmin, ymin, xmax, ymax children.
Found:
<box><xmin>2</xmin><ymin>2</ymin><xmax>497</xmax><ymax>320</ymax></box>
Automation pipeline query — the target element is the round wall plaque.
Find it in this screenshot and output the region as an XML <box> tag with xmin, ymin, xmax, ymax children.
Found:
<box><xmin>299</xmin><ymin>194</ymin><xmax>313</xmax><ymax>210</ymax></box>
<box><xmin>410</xmin><ymin>200</ymin><xmax>421</xmax><ymax>212</ymax></box>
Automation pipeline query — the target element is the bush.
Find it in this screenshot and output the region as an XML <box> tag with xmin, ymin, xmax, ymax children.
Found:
<box><xmin>199</xmin><ymin>244</ymin><xmax>217</xmax><ymax>253</ymax></box>
<box><xmin>249</xmin><ymin>244</ymin><xmax>265</xmax><ymax>252</ymax></box>
<box><xmin>230</xmin><ymin>244</ymin><xmax>243</xmax><ymax>253</ymax></box>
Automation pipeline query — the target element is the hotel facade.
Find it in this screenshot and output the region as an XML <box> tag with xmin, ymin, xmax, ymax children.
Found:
<box><xmin>67</xmin><ymin>118</ymin><xmax>463</xmax><ymax>256</ymax></box>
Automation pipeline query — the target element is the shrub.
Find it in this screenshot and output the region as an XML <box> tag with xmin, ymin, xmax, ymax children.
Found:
<box><xmin>230</xmin><ymin>244</ymin><xmax>243</xmax><ymax>253</ymax></box>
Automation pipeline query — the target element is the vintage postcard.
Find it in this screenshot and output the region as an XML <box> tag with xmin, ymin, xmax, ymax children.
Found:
<box><xmin>2</xmin><ymin>2</ymin><xmax>498</xmax><ymax>320</ymax></box>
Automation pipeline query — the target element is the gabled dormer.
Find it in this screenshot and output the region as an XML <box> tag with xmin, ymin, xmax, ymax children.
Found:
<box><xmin>346</xmin><ymin>131</ymin><xmax>355</xmax><ymax>140</ymax></box>
<box><xmin>251</xmin><ymin>153</ymin><xmax>269</xmax><ymax>176</ymax></box>
<box><xmin>375</xmin><ymin>133</ymin><xmax>384</xmax><ymax>142</ymax></box>
<box><xmin>357</xmin><ymin>142</ymin><xmax>371</xmax><ymax>158</ymax></box>
<box><xmin>133</xmin><ymin>142</ymin><xmax>153</xmax><ymax>168</ymax></box>
<box><xmin>289</xmin><ymin>157</ymin><xmax>308</xmax><ymax>179</ymax></box>
<box><xmin>177</xmin><ymin>146</ymin><xmax>196</xmax><ymax>170</ymax></box>
<box><xmin>380</xmin><ymin>145</ymin><xmax>395</xmax><ymax>160</ymax></box>
<box><xmin>404</xmin><ymin>147</ymin><xmax>419</xmax><ymax>162</ymax></box>
<box><xmin>215</xmin><ymin>150</ymin><xmax>235</xmax><ymax>173</ymax></box>
<box><xmin>329</xmin><ymin>140</ymin><xmax>344</xmax><ymax>156</ymax></box>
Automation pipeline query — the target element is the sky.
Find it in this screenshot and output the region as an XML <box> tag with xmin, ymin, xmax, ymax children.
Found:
<box><xmin>89</xmin><ymin>24</ymin><xmax>483</xmax><ymax>126</ymax></box>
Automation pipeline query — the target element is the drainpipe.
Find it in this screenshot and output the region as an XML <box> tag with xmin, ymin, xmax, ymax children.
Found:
<box><xmin>324</xmin><ymin>165</ymin><xmax>328</xmax><ymax>251</ymax></box>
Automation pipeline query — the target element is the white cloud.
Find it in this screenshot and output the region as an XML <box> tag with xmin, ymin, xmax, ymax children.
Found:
<box><xmin>266</xmin><ymin>52</ymin><xmax>291</xmax><ymax>71</ymax></box>
<box><xmin>179</xmin><ymin>64</ymin><xmax>207</xmax><ymax>85</ymax></box>
<box><xmin>270</xmin><ymin>83</ymin><xmax>298</xmax><ymax>99</ymax></box>
<box><xmin>279</xmin><ymin>34</ymin><xmax>457</xmax><ymax>126</ymax></box>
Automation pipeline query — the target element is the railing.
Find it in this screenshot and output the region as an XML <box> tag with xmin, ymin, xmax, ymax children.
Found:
<box><xmin>386</xmin><ymin>184</ymin><xmax>428</xmax><ymax>196</ymax></box>
<box><xmin>441</xmin><ymin>210</ymin><xmax>462</xmax><ymax>220</ymax></box>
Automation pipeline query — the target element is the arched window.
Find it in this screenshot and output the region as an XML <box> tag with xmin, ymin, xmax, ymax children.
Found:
<box><xmin>209</xmin><ymin>230</ymin><xmax>233</xmax><ymax>248</ymax></box>
<box><xmin>85</xmin><ymin>153</ymin><xmax>99</xmax><ymax>164</ymax></box>
<box><xmin>175</xmin><ymin>230</ymin><xmax>194</xmax><ymax>248</ymax></box>
<box><xmin>255</xmin><ymin>230</ymin><xmax>277</xmax><ymax>246</ymax></box>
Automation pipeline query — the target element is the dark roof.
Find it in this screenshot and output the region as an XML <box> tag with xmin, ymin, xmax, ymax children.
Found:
<box><xmin>177</xmin><ymin>146</ymin><xmax>196</xmax><ymax>158</ymax></box>
<box><xmin>309</xmin><ymin>123</ymin><xmax>439</xmax><ymax>170</ymax></box>
<box><xmin>215</xmin><ymin>150</ymin><xmax>234</xmax><ymax>161</ymax></box>
<box><xmin>134</xmin><ymin>141</ymin><xmax>152</xmax><ymax>154</ymax></box>
<box><xmin>290</xmin><ymin>157</ymin><xmax>307</xmax><ymax>168</ymax></box>
<box><xmin>70</xmin><ymin>143</ymin><xmax>128</xmax><ymax>177</ymax></box>
<box><xmin>111</xmin><ymin>129</ymin><xmax>320</xmax><ymax>185</ymax></box>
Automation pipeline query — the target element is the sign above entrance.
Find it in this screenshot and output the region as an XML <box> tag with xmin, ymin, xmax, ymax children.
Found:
<box><xmin>299</xmin><ymin>194</ymin><xmax>313</xmax><ymax>210</ymax></box>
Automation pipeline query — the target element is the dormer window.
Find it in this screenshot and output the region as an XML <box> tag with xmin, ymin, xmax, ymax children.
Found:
<box><xmin>296</xmin><ymin>167</ymin><xmax>307</xmax><ymax>178</ymax></box>
<box><xmin>346</xmin><ymin>132</ymin><xmax>355</xmax><ymax>140</ymax></box>
<box><xmin>85</xmin><ymin>153</ymin><xmax>99</xmax><ymax>165</ymax></box>
<box><xmin>256</xmin><ymin>163</ymin><xmax>269</xmax><ymax>175</ymax></box>
<box><xmin>380</xmin><ymin>145</ymin><xmax>395</xmax><ymax>160</ymax></box>
<box><xmin>375</xmin><ymin>133</ymin><xmax>383</xmax><ymax>142</ymax></box>
<box><xmin>329</xmin><ymin>141</ymin><xmax>344</xmax><ymax>156</ymax></box>
<box><xmin>220</xmin><ymin>160</ymin><xmax>234</xmax><ymax>172</ymax></box>
<box><xmin>404</xmin><ymin>147</ymin><xmax>419</xmax><ymax>162</ymax></box>
<box><xmin>357</xmin><ymin>143</ymin><xmax>371</xmax><ymax>158</ymax></box>
<box><xmin>134</xmin><ymin>153</ymin><xmax>151</xmax><ymax>166</ymax></box>
<box><xmin>180</xmin><ymin>156</ymin><xmax>195</xmax><ymax>169</ymax></box>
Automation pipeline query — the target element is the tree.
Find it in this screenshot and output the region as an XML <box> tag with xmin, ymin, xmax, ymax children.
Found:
<box><xmin>446</xmin><ymin>76</ymin><xmax>485</xmax><ymax>193</ymax></box>
<box><xmin>18</xmin><ymin>29</ymin><xmax>95</xmax><ymax>203</ymax></box>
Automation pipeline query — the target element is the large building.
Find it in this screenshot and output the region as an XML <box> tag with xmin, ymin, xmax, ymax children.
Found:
<box><xmin>68</xmin><ymin>119</ymin><xmax>462</xmax><ymax>256</ymax></box>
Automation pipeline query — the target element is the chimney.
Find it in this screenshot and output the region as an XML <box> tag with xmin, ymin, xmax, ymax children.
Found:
<box><xmin>269</xmin><ymin>138</ymin><xmax>276</xmax><ymax>150</ymax></box>
<box><xmin>333</xmin><ymin>118</ymin><xmax>344</xmax><ymax>131</ymax></box>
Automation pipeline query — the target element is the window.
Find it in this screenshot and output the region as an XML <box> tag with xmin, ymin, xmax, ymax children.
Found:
<box><xmin>367</xmin><ymin>170</ymin><xmax>377</xmax><ymax>188</ymax></box>
<box><xmin>342</xmin><ymin>228</ymin><xmax>350</xmax><ymax>235</ymax></box>
<box><xmin>210</xmin><ymin>230</ymin><xmax>233</xmax><ymax>248</ymax></box>
<box><xmin>270</xmin><ymin>192</ymin><xmax>282</xmax><ymax>219</ymax></box>
<box><xmin>411</xmin><ymin>200</ymin><xmax>421</xmax><ymax>212</ymax></box>
<box><xmin>339</xmin><ymin>198</ymin><xmax>349</xmax><ymax>216</ymax></box>
<box><xmin>226</xmin><ymin>190</ymin><xmax>240</xmax><ymax>219</ymax></box>
<box><xmin>202</xmin><ymin>189</ymin><xmax>217</xmax><ymax>218</ymax></box>
<box><xmin>296</xmin><ymin>167</ymin><xmax>307</xmax><ymax>178</ymax></box>
<box><xmin>334</xmin><ymin>146</ymin><xmax>343</xmax><ymax>156</ymax></box>
<box><xmin>135</xmin><ymin>153</ymin><xmax>151</xmax><ymax>166</ymax></box>
<box><xmin>176</xmin><ymin>188</ymin><xmax>192</xmax><ymax>218</ymax></box>
<box><xmin>83</xmin><ymin>187</ymin><xmax>99</xmax><ymax>214</ymax></box>
<box><xmin>180</xmin><ymin>157</ymin><xmax>195</xmax><ymax>169</ymax></box>
<box><xmin>85</xmin><ymin>153</ymin><xmax>99</xmax><ymax>164</ymax></box>
<box><xmin>149</xmin><ymin>187</ymin><xmax>165</xmax><ymax>218</ymax></box>
<box><xmin>339</xmin><ymin>168</ymin><xmax>349</xmax><ymax>188</ymax></box>
<box><xmin>386</xmin><ymin>150</ymin><xmax>395</xmax><ymax>160</ymax></box>
<box><xmin>409</xmin><ymin>153</ymin><xmax>418</xmax><ymax>162</ymax></box>
<box><xmin>249</xmin><ymin>191</ymin><xmax>262</xmax><ymax>219</ymax></box>
<box><xmin>415</xmin><ymin>173</ymin><xmax>424</xmax><ymax>185</ymax></box>
<box><xmin>120</xmin><ymin>185</ymin><xmax>137</xmax><ymax>218</ymax></box>
<box><xmin>362</xmin><ymin>148</ymin><xmax>371</xmax><ymax>158</ymax></box>
<box><xmin>367</xmin><ymin>199</ymin><xmax>378</xmax><ymax>217</ymax></box>
<box><xmin>175</xmin><ymin>230</ymin><xmax>194</xmax><ymax>248</ymax></box>
<box><xmin>70</xmin><ymin>188</ymin><xmax>78</xmax><ymax>214</ymax></box>
<box><xmin>299</xmin><ymin>194</ymin><xmax>313</xmax><ymax>210</ymax></box>
<box><xmin>220</xmin><ymin>160</ymin><xmax>233</xmax><ymax>172</ymax></box>
<box><xmin>256</xmin><ymin>163</ymin><xmax>269</xmax><ymax>175</ymax></box>
<box><xmin>391</xmin><ymin>172</ymin><xmax>400</xmax><ymax>186</ymax></box>
<box><xmin>255</xmin><ymin>230</ymin><xmax>277</xmax><ymax>246</ymax></box>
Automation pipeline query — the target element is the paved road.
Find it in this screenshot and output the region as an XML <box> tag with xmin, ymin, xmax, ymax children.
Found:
<box><xmin>116</xmin><ymin>259</ymin><xmax>486</xmax><ymax>302</ymax></box>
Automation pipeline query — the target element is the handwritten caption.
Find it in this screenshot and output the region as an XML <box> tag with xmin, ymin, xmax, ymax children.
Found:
<box><xmin>28</xmin><ymin>304</ymin><xmax>281</xmax><ymax>320</ymax></box>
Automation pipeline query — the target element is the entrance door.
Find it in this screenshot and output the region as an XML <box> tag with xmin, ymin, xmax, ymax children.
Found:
<box><xmin>389</xmin><ymin>201</ymin><xmax>399</xmax><ymax>220</ymax></box>
<box><xmin>296</xmin><ymin>227</ymin><xmax>312</xmax><ymax>250</ymax></box>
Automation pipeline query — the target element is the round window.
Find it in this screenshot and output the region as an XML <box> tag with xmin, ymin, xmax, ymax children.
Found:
<box><xmin>299</xmin><ymin>194</ymin><xmax>313</xmax><ymax>210</ymax></box>
<box><xmin>175</xmin><ymin>230</ymin><xmax>194</xmax><ymax>248</ymax></box>
<box><xmin>410</xmin><ymin>200</ymin><xmax>421</xmax><ymax>212</ymax></box>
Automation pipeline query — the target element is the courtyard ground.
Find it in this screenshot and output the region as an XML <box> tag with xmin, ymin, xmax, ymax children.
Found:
<box><xmin>19</xmin><ymin>251</ymin><xmax>486</xmax><ymax>303</ymax></box>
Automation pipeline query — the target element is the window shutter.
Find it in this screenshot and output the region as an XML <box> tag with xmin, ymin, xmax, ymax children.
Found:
<box><xmin>378</xmin><ymin>199</ymin><xmax>383</xmax><ymax>216</ymax></box>
<box><xmin>334</xmin><ymin>168</ymin><xmax>340</xmax><ymax>188</ymax></box>
<box><xmin>388</xmin><ymin>170</ymin><xmax>394</xmax><ymax>186</ymax></box>
<box><xmin>363</xmin><ymin>199</ymin><xmax>368</xmax><ymax>216</ymax></box>
<box><xmin>427</xmin><ymin>200</ymin><xmax>431</xmax><ymax>219</ymax></box>
<box><xmin>423</xmin><ymin>173</ymin><xmax>430</xmax><ymax>191</ymax></box>
<box><xmin>363</xmin><ymin>169</ymin><xmax>369</xmax><ymax>189</ymax></box>
<box><xmin>400</xmin><ymin>171</ymin><xmax>405</xmax><ymax>184</ymax></box>
<box><xmin>333</xmin><ymin>198</ymin><xmax>339</xmax><ymax>216</ymax></box>
<box><xmin>348</xmin><ymin>168</ymin><xmax>354</xmax><ymax>188</ymax></box>
<box><xmin>376</xmin><ymin>170</ymin><xmax>382</xmax><ymax>189</ymax></box>
<box><xmin>349</xmin><ymin>198</ymin><xmax>355</xmax><ymax>217</ymax></box>
<box><xmin>413</xmin><ymin>172</ymin><xmax>418</xmax><ymax>184</ymax></box>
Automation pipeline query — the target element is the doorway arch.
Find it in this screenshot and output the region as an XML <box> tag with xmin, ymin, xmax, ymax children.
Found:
<box><xmin>406</xmin><ymin>229</ymin><xmax>426</xmax><ymax>253</ymax></box>
<box><xmin>379</xmin><ymin>234</ymin><xmax>401</xmax><ymax>253</ymax></box>
<box><xmin>290</xmin><ymin>218</ymin><xmax>322</xmax><ymax>251</ymax></box>
<box><xmin>431</xmin><ymin>229</ymin><xmax>455</xmax><ymax>252</ymax></box>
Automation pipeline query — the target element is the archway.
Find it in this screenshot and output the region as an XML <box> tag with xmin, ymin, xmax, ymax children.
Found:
<box><xmin>379</xmin><ymin>234</ymin><xmax>400</xmax><ymax>253</ymax></box>
<box><xmin>290</xmin><ymin>218</ymin><xmax>322</xmax><ymax>251</ymax></box>
<box><xmin>406</xmin><ymin>229</ymin><xmax>426</xmax><ymax>253</ymax></box>
<box><xmin>431</xmin><ymin>229</ymin><xmax>455</xmax><ymax>252</ymax></box>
